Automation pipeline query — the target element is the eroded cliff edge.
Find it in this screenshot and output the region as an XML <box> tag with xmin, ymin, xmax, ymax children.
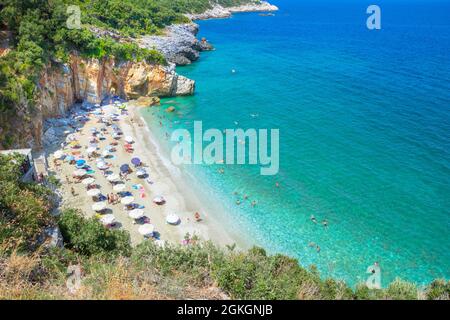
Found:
<box><xmin>6</xmin><ymin>55</ymin><xmax>194</xmax><ymax>150</ymax></box>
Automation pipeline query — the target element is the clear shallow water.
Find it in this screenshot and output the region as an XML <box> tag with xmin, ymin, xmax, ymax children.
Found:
<box><xmin>141</xmin><ymin>0</ymin><xmax>450</xmax><ymax>286</ymax></box>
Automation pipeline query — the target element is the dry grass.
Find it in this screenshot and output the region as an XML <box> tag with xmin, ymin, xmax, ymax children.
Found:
<box><xmin>0</xmin><ymin>251</ymin><xmax>227</xmax><ymax>300</ymax></box>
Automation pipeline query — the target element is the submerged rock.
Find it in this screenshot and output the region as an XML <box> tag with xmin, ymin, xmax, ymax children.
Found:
<box><xmin>135</xmin><ymin>96</ymin><xmax>161</xmax><ymax>107</ymax></box>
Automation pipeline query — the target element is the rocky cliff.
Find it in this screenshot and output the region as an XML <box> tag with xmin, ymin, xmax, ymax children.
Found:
<box><xmin>139</xmin><ymin>24</ymin><xmax>213</xmax><ymax>66</ymax></box>
<box><xmin>5</xmin><ymin>55</ymin><xmax>194</xmax><ymax>150</ymax></box>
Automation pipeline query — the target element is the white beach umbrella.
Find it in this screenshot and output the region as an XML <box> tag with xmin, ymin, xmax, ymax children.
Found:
<box><xmin>54</xmin><ymin>150</ymin><xmax>64</xmax><ymax>159</ymax></box>
<box><xmin>138</xmin><ymin>224</ymin><xmax>154</xmax><ymax>236</ymax></box>
<box><xmin>107</xmin><ymin>174</ymin><xmax>119</xmax><ymax>181</ymax></box>
<box><xmin>136</xmin><ymin>169</ymin><xmax>146</xmax><ymax>177</ymax></box>
<box><xmin>97</xmin><ymin>162</ymin><xmax>109</xmax><ymax>170</ymax></box>
<box><xmin>113</xmin><ymin>183</ymin><xmax>126</xmax><ymax>192</ymax></box>
<box><xmin>153</xmin><ymin>196</ymin><xmax>165</xmax><ymax>205</ymax></box>
<box><xmin>125</xmin><ymin>136</ymin><xmax>134</xmax><ymax>143</ymax></box>
<box><xmin>128</xmin><ymin>209</ymin><xmax>144</xmax><ymax>219</ymax></box>
<box><xmin>92</xmin><ymin>202</ymin><xmax>107</xmax><ymax>212</ymax></box>
<box><xmin>86</xmin><ymin>147</ymin><xmax>97</xmax><ymax>154</ymax></box>
<box><xmin>102</xmin><ymin>150</ymin><xmax>110</xmax><ymax>157</ymax></box>
<box><xmin>82</xmin><ymin>177</ymin><xmax>95</xmax><ymax>185</ymax></box>
<box><xmin>100</xmin><ymin>214</ymin><xmax>116</xmax><ymax>226</ymax></box>
<box><xmin>120</xmin><ymin>196</ymin><xmax>134</xmax><ymax>205</ymax></box>
<box><xmin>87</xmin><ymin>189</ymin><xmax>101</xmax><ymax>197</ymax></box>
<box><xmin>166</xmin><ymin>214</ymin><xmax>180</xmax><ymax>225</ymax></box>
<box><xmin>73</xmin><ymin>169</ymin><xmax>87</xmax><ymax>177</ymax></box>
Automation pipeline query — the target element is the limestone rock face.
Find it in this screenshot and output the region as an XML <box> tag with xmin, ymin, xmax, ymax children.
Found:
<box><xmin>3</xmin><ymin>54</ymin><xmax>195</xmax><ymax>150</ymax></box>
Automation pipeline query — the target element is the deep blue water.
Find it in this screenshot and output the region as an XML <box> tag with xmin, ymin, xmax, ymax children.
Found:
<box><xmin>142</xmin><ymin>0</ymin><xmax>450</xmax><ymax>286</ymax></box>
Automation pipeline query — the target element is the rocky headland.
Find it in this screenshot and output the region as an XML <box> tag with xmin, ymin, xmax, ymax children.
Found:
<box><xmin>139</xmin><ymin>24</ymin><xmax>213</xmax><ymax>66</ymax></box>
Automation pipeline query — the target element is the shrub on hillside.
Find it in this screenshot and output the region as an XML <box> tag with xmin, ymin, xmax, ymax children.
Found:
<box><xmin>58</xmin><ymin>209</ymin><xmax>131</xmax><ymax>257</ymax></box>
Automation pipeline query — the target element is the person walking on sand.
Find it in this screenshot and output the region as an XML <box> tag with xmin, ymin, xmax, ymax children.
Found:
<box><xmin>194</xmin><ymin>212</ymin><xmax>201</xmax><ymax>222</ymax></box>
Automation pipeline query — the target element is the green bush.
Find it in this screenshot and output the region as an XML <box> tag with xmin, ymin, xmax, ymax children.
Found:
<box><xmin>58</xmin><ymin>209</ymin><xmax>131</xmax><ymax>257</ymax></box>
<box><xmin>425</xmin><ymin>279</ymin><xmax>450</xmax><ymax>300</ymax></box>
<box><xmin>0</xmin><ymin>154</ymin><xmax>55</xmax><ymax>252</ymax></box>
<box><xmin>386</xmin><ymin>278</ymin><xmax>418</xmax><ymax>300</ymax></box>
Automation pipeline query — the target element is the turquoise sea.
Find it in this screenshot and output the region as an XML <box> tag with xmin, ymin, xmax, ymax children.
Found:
<box><xmin>141</xmin><ymin>0</ymin><xmax>450</xmax><ymax>286</ymax></box>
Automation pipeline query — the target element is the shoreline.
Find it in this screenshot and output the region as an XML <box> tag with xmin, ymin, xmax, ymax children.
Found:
<box><xmin>45</xmin><ymin>101</ymin><xmax>249</xmax><ymax>249</ymax></box>
<box><xmin>44</xmin><ymin>4</ymin><xmax>283</xmax><ymax>249</ymax></box>
<box><xmin>126</xmin><ymin>103</ymin><xmax>251</xmax><ymax>249</ymax></box>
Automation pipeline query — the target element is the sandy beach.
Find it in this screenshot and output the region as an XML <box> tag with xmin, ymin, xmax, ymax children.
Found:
<box><xmin>45</xmin><ymin>101</ymin><xmax>244</xmax><ymax>248</ymax></box>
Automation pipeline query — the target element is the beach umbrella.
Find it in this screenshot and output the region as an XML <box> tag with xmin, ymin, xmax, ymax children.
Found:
<box><xmin>125</xmin><ymin>136</ymin><xmax>134</xmax><ymax>143</ymax></box>
<box><xmin>113</xmin><ymin>183</ymin><xmax>126</xmax><ymax>192</ymax></box>
<box><xmin>86</xmin><ymin>147</ymin><xmax>97</xmax><ymax>154</ymax></box>
<box><xmin>82</xmin><ymin>177</ymin><xmax>95</xmax><ymax>185</ymax></box>
<box><xmin>166</xmin><ymin>214</ymin><xmax>180</xmax><ymax>225</ymax></box>
<box><xmin>128</xmin><ymin>209</ymin><xmax>144</xmax><ymax>219</ymax></box>
<box><xmin>102</xmin><ymin>150</ymin><xmax>110</xmax><ymax>157</ymax></box>
<box><xmin>76</xmin><ymin>159</ymin><xmax>86</xmax><ymax>167</ymax></box>
<box><xmin>131</xmin><ymin>157</ymin><xmax>141</xmax><ymax>166</ymax></box>
<box><xmin>92</xmin><ymin>202</ymin><xmax>107</xmax><ymax>212</ymax></box>
<box><xmin>153</xmin><ymin>196</ymin><xmax>165</xmax><ymax>205</ymax></box>
<box><xmin>97</xmin><ymin>162</ymin><xmax>108</xmax><ymax>170</ymax></box>
<box><xmin>94</xmin><ymin>103</ymin><xmax>101</xmax><ymax>108</ymax></box>
<box><xmin>54</xmin><ymin>150</ymin><xmax>64</xmax><ymax>159</ymax></box>
<box><xmin>136</xmin><ymin>169</ymin><xmax>146</xmax><ymax>177</ymax></box>
<box><xmin>65</xmin><ymin>155</ymin><xmax>75</xmax><ymax>162</ymax></box>
<box><xmin>107</xmin><ymin>174</ymin><xmax>119</xmax><ymax>182</ymax></box>
<box><xmin>120</xmin><ymin>164</ymin><xmax>130</xmax><ymax>173</ymax></box>
<box><xmin>87</xmin><ymin>189</ymin><xmax>101</xmax><ymax>197</ymax></box>
<box><xmin>100</xmin><ymin>214</ymin><xmax>116</xmax><ymax>226</ymax></box>
<box><xmin>73</xmin><ymin>169</ymin><xmax>87</xmax><ymax>177</ymax></box>
<box><xmin>120</xmin><ymin>196</ymin><xmax>134</xmax><ymax>205</ymax></box>
<box><xmin>138</xmin><ymin>224</ymin><xmax>154</xmax><ymax>236</ymax></box>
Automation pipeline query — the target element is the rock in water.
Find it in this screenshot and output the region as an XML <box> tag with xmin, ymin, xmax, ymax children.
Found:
<box><xmin>135</xmin><ymin>96</ymin><xmax>160</xmax><ymax>107</ymax></box>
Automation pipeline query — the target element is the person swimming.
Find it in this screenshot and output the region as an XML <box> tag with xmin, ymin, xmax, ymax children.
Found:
<box><xmin>322</xmin><ymin>219</ymin><xmax>328</xmax><ymax>227</ymax></box>
<box><xmin>310</xmin><ymin>215</ymin><xmax>317</xmax><ymax>223</ymax></box>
